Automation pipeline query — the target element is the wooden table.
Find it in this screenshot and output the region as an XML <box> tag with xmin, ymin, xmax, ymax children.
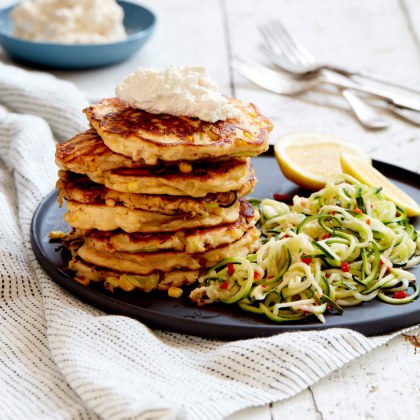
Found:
<box><xmin>1</xmin><ymin>0</ymin><xmax>419</xmax><ymax>418</ymax></box>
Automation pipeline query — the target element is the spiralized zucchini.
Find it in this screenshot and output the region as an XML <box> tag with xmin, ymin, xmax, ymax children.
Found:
<box><xmin>190</xmin><ymin>175</ymin><xmax>420</xmax><ymax>323</ymax></box>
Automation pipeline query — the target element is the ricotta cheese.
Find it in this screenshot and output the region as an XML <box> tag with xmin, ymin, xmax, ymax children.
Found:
<box><xmin>115</xmin><ymin>66</ymin><xmax>241</xmax><ymax>122</ymax></box>
<box><xmin>11</xmin><ymin>0</ymin><xmax>127</xmax><ymax>44</ymax></box>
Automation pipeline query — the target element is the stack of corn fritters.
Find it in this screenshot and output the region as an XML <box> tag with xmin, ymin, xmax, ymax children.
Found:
<box><xmin>55</xmin><ymin>97</ymin><xmax>273</xmax><ymax>295</ymax></box>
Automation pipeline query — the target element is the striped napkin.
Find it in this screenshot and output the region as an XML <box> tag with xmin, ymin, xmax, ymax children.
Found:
<box><xmin>0</xmin><ymin>62</ymin><xmax>416</xmax><ymax>420</ymax></box>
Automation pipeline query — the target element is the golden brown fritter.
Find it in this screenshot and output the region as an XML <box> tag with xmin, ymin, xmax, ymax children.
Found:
<box><xmin>67</xmin><ymin>256</ymin><xmax>201</xmax><ymax>292</ymax></box>
<box><xmin>55</xmin><ymin>129</ymin><xmax>147</xmax><ymax>175</ymax></box>
<box><xmin>57</xmin><ymin>171</ymin><xmax>255</xmax><ymax>216</ymax></box>
<box><xmin>77</xmin><ymin>226</ymin><xmax>260</xmax><ymax>275</ymax></box>
<box><xmin>56</xmin><ymin>127</ymin><xmax>256</xmax><ymax>197</ymax></box>
<box><xmin>90</xmin><ymin>158</ymin><xmax>255</xmax><ymax>197</ymax></box>
<box><xmin>78</xmin><ymin>199</ymin><xmax>258</xmax><ymax>254</ymax></box>
<box><xmin>84</xmin><ymin>97</ymin><xmax>272</xmax><ymax>164</ymax></box>
<box><xmin>63</xmin><ymin>198</ymin><xmax>242</xmax><ymax>233</ymax></box>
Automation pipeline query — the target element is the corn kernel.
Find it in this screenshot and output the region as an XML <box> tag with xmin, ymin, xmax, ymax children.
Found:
<box><xmin>128</xmin><ymin>181</ymin><xmax>138</xmax><ymax>192</ymax></box>
<box><xmin>168</xmin><ymin>286</ymin><xmax>183</xmax><ymax>298</ymax></box>
<box><xmin>68</xmin><ymin>213</ymin><xmax>79</xmax><ymax>223</ymax></box>
<box><xmin>119</xmin><ymin>275</ymin><xmax>135</xmax><ymax>292</ymax></box>
<box><xmin>105</xmin><ymin>198</ymin><xmax>116</xmax><ymax>207</ymax></box>
<box><xmin>49</xmin><ymin>230</ymin><xmax>65</xmax><ymax>240</ymax></box>
<box><xmin>187</xmin><ymin>240</ymin><xmax>203</xmax><ymax>254</ymax></box>
<box><xmin>179</xmin><ymin>162</ymin><xmax>193</xmax><ymax>173</ymax></box>
<box><xmin>105</xmin><ymin>276</ymin><xmax>119</xmax><ymax>287</ymax></box>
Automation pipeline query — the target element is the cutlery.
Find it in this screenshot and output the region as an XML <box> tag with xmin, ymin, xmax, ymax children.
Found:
<box><xmin>259</xmin><ymin>20</ymin><xmax>420</xmax><ymax>95</ymax></box>
<box><xmin>259</xmin><ymin>42</ymin><xmax>388</xmax><ymax>129</ymax></box>
<box><xmin>232</xmin><ymin>57</ymin><xmax>420</xmax><ymax>124</ymax></box>
<box><xmin>338</xmin><ymin>88</ymin><xmax>388</xmax><ymax>129</ymax></box>
<box><xmin>388</xmin><ymin>106</ymin><xmax>420</xmax><ymax>125</ymax></box>
<box><xmin>259</xmin><ymin>21</ymin><xmax>420</xmax><ymax>125</ymax></box>
<box><xmin>232</xmin><ymin>57</ymin><xmax>318</xmax><ymax>95</ymax></box>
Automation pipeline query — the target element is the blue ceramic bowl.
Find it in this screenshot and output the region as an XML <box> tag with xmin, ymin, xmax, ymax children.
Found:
<box><xmin>0</xmin><ymin>1</ymin><xmax>156</xmax><ymax>69</ymax></box>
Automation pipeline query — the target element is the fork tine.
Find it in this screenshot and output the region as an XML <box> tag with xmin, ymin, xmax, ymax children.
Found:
<box><xmin>266</xmin><ymin>22</ymin><xmax>304</xmax><ymax>63</ymax></box>
<box><xmin>260</xmin><ymin>44</ymin><xmax>318</xmax><ymax>79</ymax></box>
<box><xmin>265</xmin><ymin>20</ymin><xmax>315</xmax><ymax>66</ymax></box>
<box><xmin>231</xmin><ymin>57</ymin><xmax>317</xmax><ymax>95</ymax></box>
<box><xmin>232</xmin><ymin>57</ymin><xmax>285</xmax><ymax>82</ymax></box>
<box><xmin>259</xmin><ymin>23</ymin><xmax>307</xmax><ymax>67</ymax></box>
<box><xmin>259</xmin><ymin>24</ymin><xmax>286</xmax><ymax>57</ymax></box>
<box><xmin>231</xmin><ymin>58</ymin><xmax>286</xmax><ymax>94</ymax></box>
<box><xmin>259</xmin><ymin>23</ymin><xmax>300</xmax><ymax>64</ymax></box>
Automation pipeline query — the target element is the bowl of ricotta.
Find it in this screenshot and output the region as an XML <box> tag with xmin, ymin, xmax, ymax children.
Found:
<box><xmin>0</xmin><ymin>0</ymin><xmax>156</xmax><ymax>69</ymax></box>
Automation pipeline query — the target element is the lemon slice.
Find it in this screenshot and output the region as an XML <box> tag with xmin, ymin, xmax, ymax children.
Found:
<box><xmin>340</xmin><ymin>153</ymin><xmax>420</xmax><ymax>217</ymax></box>
<box><xmin>274</xmin><ymin>132</ymin><xmax>371</xmax><ymax>190</ymax></box>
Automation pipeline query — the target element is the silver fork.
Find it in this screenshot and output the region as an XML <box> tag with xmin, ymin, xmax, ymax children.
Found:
<box><xmin>231</xmin><ymin>57</ymin><xmax>420</xmax><ymax>126</ymax></box>
<box><xmin>232</xmin><ymin>57</ymin><xmax>318</xmax><ymax>95</ymax></box>
<box><xmin>260</xmin><ymin>20</ymin><xmax>420</xmax><ymax>94</ymax></box>
<box><xmin>259</xmin><ymin>22</ymin><xmax>388</xmax><ymax>130</ymax></box>
<box><xmin>259</xmin><ymin>21</ymin><xmax>420</xmax><ymax>126</ymax></box>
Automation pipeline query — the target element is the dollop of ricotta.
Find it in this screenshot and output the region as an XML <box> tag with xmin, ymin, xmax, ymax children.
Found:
<box><xmin>11</xmin><ymin>0</ymin><xmax>127</xmax><ymax>44</ymax></box>
<box><xmin>115</xmin><ymin>66</ymin><xmax>241</xmax><ymax>122</ymax></box>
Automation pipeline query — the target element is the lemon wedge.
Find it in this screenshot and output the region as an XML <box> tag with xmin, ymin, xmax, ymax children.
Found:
<box><xmin>340</xmin><ymin>153</ymin><xmax>420</xmax><ymax>217</ymax></box>
<box><xmin>274</xmin><ymin>132</ymin><xmax>371</xmax><ymax>190</ymax></box>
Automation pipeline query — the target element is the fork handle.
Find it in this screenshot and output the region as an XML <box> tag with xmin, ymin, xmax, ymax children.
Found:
<box><xmin>324</xmin><ymin>65</ymin><xmax>420</xmax><ymax>95</ymax></box>
<box><xmin>320</xmin><ymin>71</ymin><xmax>420</xmax><ymax>112</ymax></box>
<box><xmin>340</xmin><ymin>89</ymin><xmax>388</xmax><ymax>129</ymax></box>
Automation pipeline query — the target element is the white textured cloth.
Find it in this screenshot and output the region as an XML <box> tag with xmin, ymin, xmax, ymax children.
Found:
<box><xmin>0</xmin><ymin>62</ymin><xmax>417</xmax><ymax>420</ymax></box>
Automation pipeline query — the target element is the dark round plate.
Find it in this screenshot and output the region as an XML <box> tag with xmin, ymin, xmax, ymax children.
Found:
<box><xmin>30</xmin><ymin>150</ymin><xmax>420</xmax><ymax>340</ymax></box>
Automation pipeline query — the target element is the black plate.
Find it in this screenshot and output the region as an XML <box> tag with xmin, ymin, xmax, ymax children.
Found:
<box><xmin>30</xmin><ymin>150</ymin><xmax>420</xmax><ymax>340</ymax></box>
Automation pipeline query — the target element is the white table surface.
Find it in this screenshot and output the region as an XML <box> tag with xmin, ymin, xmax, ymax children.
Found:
<box><xmin>1</xmin><ymin>0</ymin><xmax>419</xmax><ymax>419</ymax></box>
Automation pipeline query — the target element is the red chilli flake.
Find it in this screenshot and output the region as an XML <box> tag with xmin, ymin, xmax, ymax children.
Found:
<box><xmin>220</xmin><ymin>281</ymin><xmax>229</xmax><ymax>290</ymax></box>
<box><xmin>379</xmin><ymin>259</ymin><xmax>391</xmax><ymax>272</ymax></box>
<box><xmin>301</xmin><ymin>257</ymin><xmax>312</xmax><ymax>265</ymax></box>
<box><xmin>227</xmin><ymin>263</ymin><xmax>235</xmax><ymax>276</ymax></box>
<box><xmin>341</xmin><ymin>262</ymin><xmax>350</xmax><ymax>272</ymax></box>
<box><xmin>354</xmin><ymin>208</ymin><xmax>363</xmax><ymax>215</ymax></box>
<box><xmin>253</xmin><ymin>272</ymin><xmax>260</xmax><ymax>280</ymax></box>
<box><xmin>392</xmin><ymin>291</ymin><xmax>408</xmax><ymax>299</ymax></box>
<box><xmin>273</xmin><ymin>193</ymin><xmax>290</xmax><ymax>202</ymax></box>
<box><xmin>366</xmin><ymin>219</ymin><xmax>371</xmax><ymax>225</ymax></box>
<box><xmin>321</xmin><ymin>233</ymin><xmax>331</xmax><ymax>240</ymax></box>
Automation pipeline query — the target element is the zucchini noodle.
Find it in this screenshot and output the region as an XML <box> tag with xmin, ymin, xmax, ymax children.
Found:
<box><xmin>190</xmin><ymin>175</ymin><xmax>420</xmax><ymax>323</ymax></box>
